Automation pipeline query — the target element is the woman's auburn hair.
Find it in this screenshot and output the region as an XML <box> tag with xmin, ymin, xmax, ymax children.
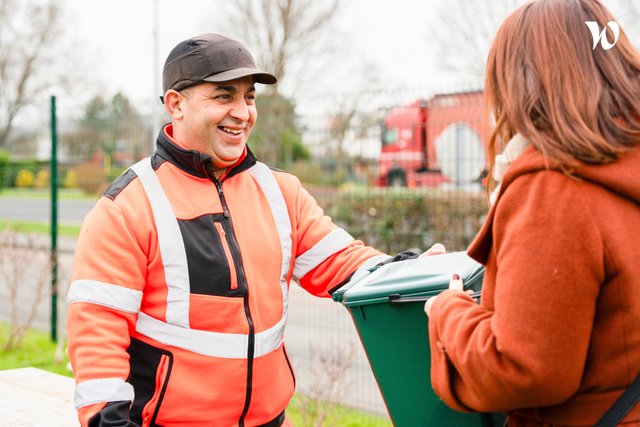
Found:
<box><xmin>484</xmin><ymin>0</ymin><xmax>640</xmax><ymax>187</ymax></box>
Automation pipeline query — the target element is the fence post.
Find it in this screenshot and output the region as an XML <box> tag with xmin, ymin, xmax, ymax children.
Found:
<box><xmin>50</xmin><ymin>95</ymin><xmax>58</xmax><ymax>342</ymax></box>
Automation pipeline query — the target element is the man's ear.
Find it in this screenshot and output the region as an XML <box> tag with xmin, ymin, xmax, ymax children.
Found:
<box><xmin>163</xmin><ymin>90</ymin><xmax>184</xmax><ymax>120</ymax></box>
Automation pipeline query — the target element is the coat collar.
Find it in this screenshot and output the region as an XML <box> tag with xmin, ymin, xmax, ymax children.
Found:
<box><xmin>468</xmin><ymin>144</ymin><xmax>640</xmax><ymax>263</ymax></box>
<box><xmin>468</xmin><ymin>144</ymin><xmax>539</xmax><ymax>263</ymax></box>
<box><xmin>153</xmin><ymin>124</ymin><xmax>257</xmax><ymax>181</ymax></box>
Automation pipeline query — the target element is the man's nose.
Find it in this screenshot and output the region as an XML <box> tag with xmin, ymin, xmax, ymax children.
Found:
<box><xmin>229</xmin><ymin>100</ymin><xmax>250</xmax><ymax>121</ymax></box>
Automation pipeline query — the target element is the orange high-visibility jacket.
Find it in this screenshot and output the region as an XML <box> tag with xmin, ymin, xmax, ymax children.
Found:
<box><xmin>67</xmin><ymin>126</ymin><xmax>389</xmax><ymax>427</ymax></box>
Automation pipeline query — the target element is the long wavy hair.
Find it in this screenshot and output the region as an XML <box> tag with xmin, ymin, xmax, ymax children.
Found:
<box><xmin>484</xmin><ymin>0</ymin><xmax>640</xmax><ymax>191</ymax></box>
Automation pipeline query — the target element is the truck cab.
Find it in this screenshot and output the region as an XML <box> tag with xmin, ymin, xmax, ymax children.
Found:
<box><xmin>377</xmin><ymin>91</ymin><xmax>489</xmax><ymax>189</ymax></box>
<box><xmin>378</xmin><ymin>99</ymin><xmax>428</xmax><ymax>187</ymax></box>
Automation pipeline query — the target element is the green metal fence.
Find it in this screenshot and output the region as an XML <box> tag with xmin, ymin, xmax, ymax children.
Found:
<box><xmin>0</xmin><ymin>87</ymin><xmax>491</xmax><ymax>416</ymax></box>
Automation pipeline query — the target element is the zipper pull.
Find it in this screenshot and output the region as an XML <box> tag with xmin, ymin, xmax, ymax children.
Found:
<box><xmin>215</xmin><ymin>180</ymin><xmax>230</xmax><ymax>218</ymax></box>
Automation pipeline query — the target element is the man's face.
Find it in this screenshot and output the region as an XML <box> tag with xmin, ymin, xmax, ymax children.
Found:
<box><xmin>177</xmin><ymin>76</ymin><xmax>257</xmax><ymax>172</ymax></box>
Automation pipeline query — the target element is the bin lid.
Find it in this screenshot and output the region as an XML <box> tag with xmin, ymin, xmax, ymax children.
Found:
<box><xmin>337</xmin><ymin>251</ymin><xmax>484</xmax><ymax>307</ymax></box>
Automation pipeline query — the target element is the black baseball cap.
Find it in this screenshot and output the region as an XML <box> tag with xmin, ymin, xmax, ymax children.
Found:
<box><xmin>162</xmin><ymin>33</ymin><xmax>277</xmax><ymax>97</ymax></box>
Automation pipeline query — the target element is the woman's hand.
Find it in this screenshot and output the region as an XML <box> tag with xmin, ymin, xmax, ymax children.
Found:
<box><xmin>424</xmin><ymin>273</ymin><xmax>463</xmax><ymax>317</ymax></box>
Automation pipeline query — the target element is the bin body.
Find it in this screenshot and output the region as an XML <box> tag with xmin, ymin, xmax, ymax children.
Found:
<box><xmin>334</xmin><ymin>252</ymin><xmax>506</xmax><ymax>427</ymax></box>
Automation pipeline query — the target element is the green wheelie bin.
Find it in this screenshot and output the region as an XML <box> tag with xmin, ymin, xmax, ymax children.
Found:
<box><xmin>332</xmin><ymin>251</ymin><xmax>506</xmax><ymax>427</ymax></box>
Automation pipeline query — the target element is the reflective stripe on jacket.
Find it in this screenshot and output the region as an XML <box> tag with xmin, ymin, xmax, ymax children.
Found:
<box><xmin>67</xmin><ymin>127</ymin><xmax>386</xmax><ymax>427</ymax></box>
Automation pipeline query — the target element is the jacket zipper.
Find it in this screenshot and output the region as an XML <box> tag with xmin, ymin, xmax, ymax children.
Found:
<box><xmin>141</xmin><ymin>354</ymin><xmax>170</xmax><ymax>427</ymax></box>
<box><xmin>215</xmin><ymin>179</ymin><xmax>255</xmax><ymax>427</ymax></box>
<box><xmin>216</xmin><ymin>178</ymin><xmax>231</xmax><ymax>218</ymax></box>
<box><xmin>214</xmin><ymin>222</ymin><xmax>239</xmax><ymax>290</ymax></box>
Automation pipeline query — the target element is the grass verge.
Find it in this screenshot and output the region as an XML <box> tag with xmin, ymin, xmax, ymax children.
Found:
<box><xmin>0</xmin><ymin>323</ymin><xmax>71</xmax><ymax>377</ymax></box>
<box><xmin>0</xmin><ymin>188</ymin><xmax>96</xmax><ymax>201</ymax></box>
<box><xmin>0</xmin><ymin>219</ymin><xmax>80</xmax><ymax>237</ymax></box>
<box><xmin>287</xmin><ymin>395</ymin><xmax>392</xmax><ymax>426</ymax></box>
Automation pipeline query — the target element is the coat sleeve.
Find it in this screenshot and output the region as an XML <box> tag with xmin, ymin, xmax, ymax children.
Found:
<box><xmin>67</xmin><ymin>197</ymin><xmax>147</xmax><ymax>426</ymax></box>
<box><xmin>288</xmin><ymin>181</ymin><xmax>389</xmax><ymax>297</ymax></box>
<box><xmin>428</xmin><ymin>171</ymin><xmax>605</xmax><ymax>413</ymax></box>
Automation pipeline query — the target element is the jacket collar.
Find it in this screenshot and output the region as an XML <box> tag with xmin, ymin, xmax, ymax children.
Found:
<box><xmin>154</xmin><ymin>124</ymin><xmax>257</xmax><ymax>181</ymax></box>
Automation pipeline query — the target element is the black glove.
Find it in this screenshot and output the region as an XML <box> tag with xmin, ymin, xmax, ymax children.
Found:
<box><xmin>88</xmin><ymin>401</ymin><xmax>140</xmax><ymax>427</ymax></box>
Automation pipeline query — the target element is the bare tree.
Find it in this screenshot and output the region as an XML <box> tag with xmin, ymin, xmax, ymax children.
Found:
<box><xmin>215</xmin><ymin>0</ymin><xmax>342</xmax><ymax>166</ymax></box>
<box><xmin>321</xmin><ymin>60</ymin><xmax>388</xmax><ymax>181</ymax></box>
<box><xmin>64</xmin><ymin>92</ymin><xmax>149</xmax><ymax>163</ymax></box>
<box><xmin>0</xmin><ymin>0</ymin><xmax>68</xmax><ymax>149</ymax></box>
<box><xmin>250</xmin><ymin>93</ymin><xmax>309</xmax><ymax>165</ymax></box>
<box><xmin>430</xmin><ymin>0</ymin><xmax>526</xmax><ymax>80</ymax></box>
<box><xmin>607</xmin><ymin>0</ymin><xmax>640</xmax><ymax>48</ymax></box>
<box><xmin>430</xmin><ymin>0</ymin><xmax>640</xmax><ymax>81</ymax></box>
<box><xmin>328</xmin><ymin>98</ymin><xmax>358</xmax><ymax>160</ymax></box>
<box><xmin>220</xmin><ymin>0</ymin><xmax>342</xmax><ymax>95</ymax></box>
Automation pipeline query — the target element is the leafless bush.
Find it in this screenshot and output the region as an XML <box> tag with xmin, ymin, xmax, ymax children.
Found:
<box><xmin>296</xmin><ymin>340</ymin><xmax>357</xmax><ymax>427</ymax></box>
<box><xmin>0</xmin><ymin>228</ymin><xmax>58</xmax><ymax>350</ymax></box>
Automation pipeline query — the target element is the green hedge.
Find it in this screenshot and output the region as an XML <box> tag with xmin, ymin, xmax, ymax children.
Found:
<box><xmin>315</xmin><ymin>186</ymin><xmax>489</xmax><ymax>254</ymax></box>
<box><xmin>0</xmin><ymin>150</ymin><xmax>9</xmax><ymax>191</ymax></box>
<box><xmin>0</xmin><ymin>159</ymin><xmax>49</xmax><ymax>189</ymax></box>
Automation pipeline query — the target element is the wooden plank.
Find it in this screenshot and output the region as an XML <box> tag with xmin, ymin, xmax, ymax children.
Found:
<box><xmin>0</xmin><ymin>367</ymin><xmax>78</xmax><ymax>426</ymax></box>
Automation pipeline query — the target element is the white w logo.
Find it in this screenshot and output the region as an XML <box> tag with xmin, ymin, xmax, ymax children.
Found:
<box><xmin>585</xmin><ymin>21</ymin><xmax>620</xmax><ymax>50</ymax></box>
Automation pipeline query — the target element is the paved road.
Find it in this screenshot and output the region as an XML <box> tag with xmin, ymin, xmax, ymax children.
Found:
<box><xmin>0</xmin><ymin>234</ymin><xmax>388</xmax><ymax>416</ymax></box>
<box><xmin>0</xmin><ymin>198</ymin><xmax>97</xmax><ymax>225</ymax></box>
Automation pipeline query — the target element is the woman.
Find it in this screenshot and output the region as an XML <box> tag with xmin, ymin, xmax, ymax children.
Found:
<box><xmin>424</xmin><ymin>0</ymin><xmax>640</xmax><ymax>425</ymax></box>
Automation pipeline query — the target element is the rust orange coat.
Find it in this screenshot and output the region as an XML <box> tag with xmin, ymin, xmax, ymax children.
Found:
<box><xmin>429</xmin><ymin>146</ymin><xmax>640</xmax><ymax>426</ymax></box>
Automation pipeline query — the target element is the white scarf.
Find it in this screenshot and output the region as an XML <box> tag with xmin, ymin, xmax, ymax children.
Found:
<box><xmin>489</xmin><ymin>133</ymin><xmax>531</xmax><ymax>205</ymax></box>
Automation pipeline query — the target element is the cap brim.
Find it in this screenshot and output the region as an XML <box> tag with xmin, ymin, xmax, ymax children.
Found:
<box><xmin>202</xmin><ymin>67</ymin><xmax>277</xmax><ymax>85</ymax></box>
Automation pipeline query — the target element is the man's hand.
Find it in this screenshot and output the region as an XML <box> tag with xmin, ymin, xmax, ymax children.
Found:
<box><xmin>421</xmin><ymin>243</ymin><xmax>446</xmax><ymax>257</ymax></box>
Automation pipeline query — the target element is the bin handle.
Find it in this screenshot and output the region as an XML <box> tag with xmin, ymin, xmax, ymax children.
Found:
<box><xmin>388</xmin><ymin>291</ymin><xmax>481</xmax><ymax>304</ymax></box>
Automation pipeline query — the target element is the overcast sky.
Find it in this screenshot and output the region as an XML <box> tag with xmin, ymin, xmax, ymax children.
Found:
<box><xmin>58</xmin><ymin>0</ymin><xmax>634</xmax><ymax>116</ymax></box>
<box><xmin>62</xmin><ymin>0</ymin><xmax>447</xmax><ymax>106</ymax></box>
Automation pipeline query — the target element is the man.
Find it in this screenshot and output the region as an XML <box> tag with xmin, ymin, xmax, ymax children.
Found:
<box><xmin>67</xmin><ymin>33</ymin><xmax>416</xmax><ymax>427</ymax></box>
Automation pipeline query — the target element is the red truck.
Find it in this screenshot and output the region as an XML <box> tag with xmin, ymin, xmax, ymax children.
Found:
<box><xmin>376</xmin><ymin>90</ymin><xmax>491</xmax><ymax>188</ymax></box>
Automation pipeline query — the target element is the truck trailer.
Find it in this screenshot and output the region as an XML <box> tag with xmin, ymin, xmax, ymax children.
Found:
<box><xmin>377</xmin><ymin>90</ymin><xmax>491</xmax><ymax>189</ymax></box>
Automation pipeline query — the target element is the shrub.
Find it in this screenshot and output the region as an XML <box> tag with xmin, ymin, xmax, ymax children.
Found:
<box><xmin>63</xmin><ymin>169</ymin><xmax>78</xmax><ymax>189</ymax></box>
<box><xmin>34</xmin><ymin>169</ymin><xmax>50</xmax><ymax>188</ymax></box>
<box><xmin>5</xmin><ymin>159</ymin><xmax>43</xmax><ymax>189</ymax></box>
<box><xmin>106</xmin><ymin>166</ymin><xmax>127</xmax><ymax>183</ymax></box>
<box><xmin>15</xmin><ymin>169</ymin><xmax>34</xmax><ymax>188</ymax></box>
<box><xmin>286</xmin><ymin>160</ymin><xmax>347</xmax><ymax>187</ymax></box>
<box><xmin>0</xmin><ymin>230</ymin><xmax>51</xmax><ymax>350</ymax></box>
<box><xmin>76</xmin><ymin>163</ymin><xmax>107</xmax><ymax>195</ymax></box>
<box><xmin>316</xmin><ymin>187</ymin><xmax>489</xmax><ymax>254</ymax></box>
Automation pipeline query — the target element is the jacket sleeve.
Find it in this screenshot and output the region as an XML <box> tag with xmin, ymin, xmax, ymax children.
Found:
<box><xmin>288</xmin><ymin>181</ymin><xmax>389</xmax><ymax>297</ymax></box>
<box><xmin>428</xmin><ymin>171</ymin><xmax>605</xmax><ymax>413</ymax></box>
<box><xmin>67</xmin><ymin>197</ymin><xmax>148</xmax><ymax>426</ymax></box>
